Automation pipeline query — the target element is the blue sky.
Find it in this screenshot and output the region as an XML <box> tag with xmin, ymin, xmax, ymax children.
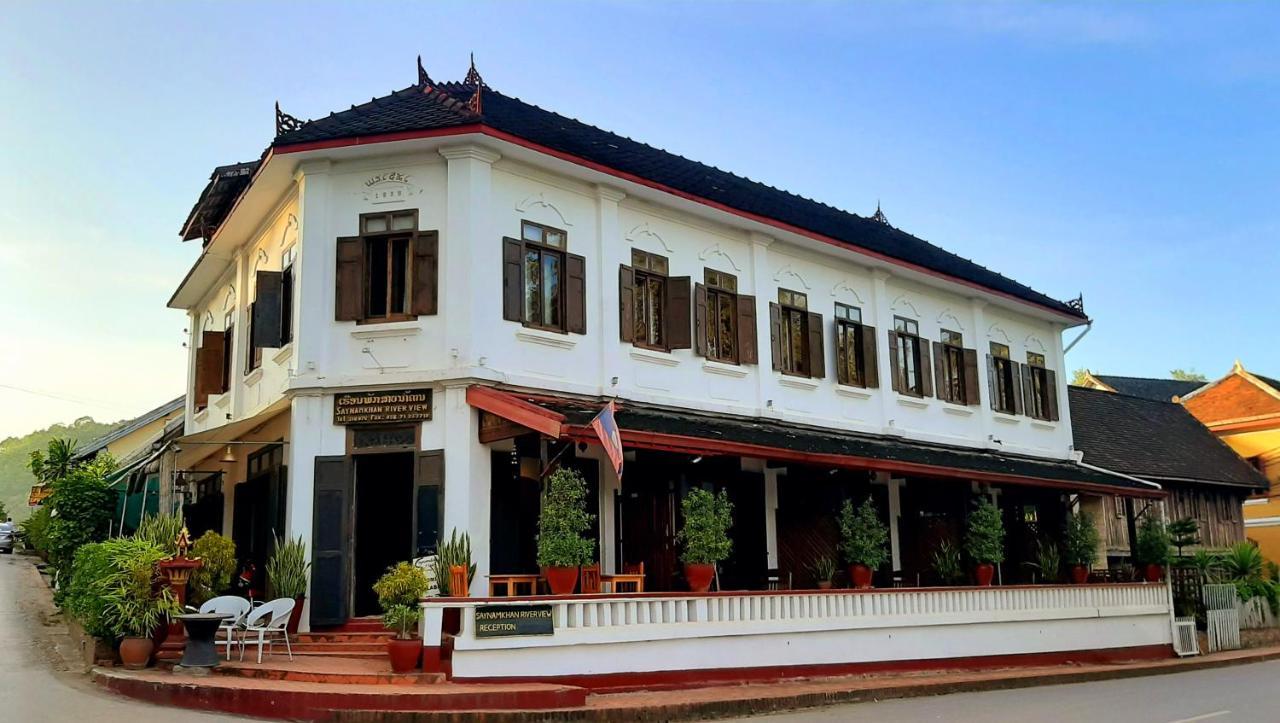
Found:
<box><xmin>1</xmin><ymin>1</ymin><xmax>1277</xmax><ymax>438</ymax></box>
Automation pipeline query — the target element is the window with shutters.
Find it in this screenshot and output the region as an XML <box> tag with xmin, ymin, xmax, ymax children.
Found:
<box><xmin>939</xmin><ymin>329</ymin><xmax>966</xmax><ymax>403</ymax></box>
<box><xmin>990</xmin><ymin>342</ymin><xmax>1018</xmax><ymax>414</ymax></box>
<box><xmin>777</xmin><ymin>289</ymin><xmax>809</xmax><ymax>376</ymax></box>
<box><xmin>835</xmin><ymin>303</ymin><xmax>874</xmax><ymax>388</ymax></box>
<box><xmin>245</xmin><ymin>300</ymin><xmax>262</xmax><ymax>374</ymax></box>
<box><xmin>894</xmin><ymin>317</ymin><xmax>925</xmax><ymax>396</ymax></box>
<box><xmin>1026</xmin><ymin>352</ymin><xmax>1055</xmax><ymax>420</ymax></box>
<box><xmin>520</xmin><ymin>220</ymin><xmax>568</xmax><ymax>332</ymax></box>
<box><xmin>631</xmin><ymin>249</ymin><xmax>668</xmax><ymax>350</ymax></box>
<box><xmin>221</xmin><ymin>311</ymin><xmax>235</xmax><ymax>393</ymax></box>
<box><xmin>333</xmin><ymin>211</ymin><xmax>437</xmax><ymax>325</ymax></box>
<box><xmin>704</xmin><ymin>269</ymin><xmax>739</xmax><ymax>364</ymax></box>
<box><xmin>280</xmin><ymin>246</ymin><xmax>295</xmax><ymax>345</ymax></box>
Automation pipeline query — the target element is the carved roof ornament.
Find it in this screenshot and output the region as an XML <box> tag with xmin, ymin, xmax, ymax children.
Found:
<box><xmin>417</xmin><ymin>55</ymin><xmax>435</xmax><ymax>89</ymax></box>
<box><xmin>1066</xmin><ymin>295</ymin><xmax>1085</xmax><ymax>314</ymax></box>
<box><xmin>870</xmin><ymin>200</ymin><xmax>890</xmax><ymax>226</ymax></box>
<box><xmin>275</xmin><ymin>101</ymin><xmax>304</xmax><ymax>137</ymax></box>
<box><xmin>464</xmin><ymin>53</ymin><xmax>485</xmax><ymax>115</ymax></box>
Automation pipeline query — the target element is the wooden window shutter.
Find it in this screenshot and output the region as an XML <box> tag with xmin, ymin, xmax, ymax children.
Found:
<box><xmin>860</xmin><ymin>324</ymin><xmax>879</xmax><ymax>388</ymax></box>
<box><xmin>693</xmin><ymin>283</ymin><xmax>707</xmax><ymax>357</ymax></box>
<box><xmin>665</xmin><ymin>276</ymin><xmax>692</xmax><ymax>350</ymax></box>
<box><xmin>411</xmin><ymin>231</ymin><xmax>439</xmax><ymax>316</ymax></box>
<box><xmin>1021</xmin><ymin>363</ymin><xmax>1035</xmax><ymax>417</ymax></box>
<box><xmin>566</xmin><ymin>252</ymin><xmax>587</xmax><ymax>334</ymax></box>
<box><xmin>1045</xmin><ymin>368</ymin><xmax>1060</xmax><ymax>421</ymax></box>
<box><xmin>963</xmin><ymin>348</ymin><xmax>981</xmax><ymax>406</ymax></box>
<box><xmin>986</xmin><ymin>354</ymin><xmax>998</xmax><ymax>410</ymax></box>
<box><xmin>887</xmin><ymin>330</ymin><xmax>901</xmax><ymax>392</ymax></box>
<box><xmin>835</xmin><ymin>324</ymin><xmax>850</xmax><ymax>386</ymax></box>
<box><xmin>252</xmin><ymin>271</ymin><xmax>283</xmax><ymax>349</ymax></box>
<box><xmin>414</xmin><ymin>450</ymin><xmax>444</xmax><ymax>557</ymax></box>
<box><xmin>919</xmin><ymin>340</ymin><xmax>934</xmax><ymax>397</ymax></box>
<box><xmin>1011</xmin><ymin>361</ymin><xmax>1025</xmax><ymax>415</ymax></box>
<box><xmin>310</xmin><ymin>456</ymin><xmax>352</xmax><ymax>627</ymax></box>
<box><xmin>768</xmin><ymin>302</ymin><xmax>783</xmax><ymax>371</ymax></box>
<box><xmin>807</xmin><ymin>312</ymin><xmax>825</xmax><ymax>379</ymax></box>
<box><xmin>194</xmin><ymin>330</ymin><xmax>224</xmax><ymax>407</ymax></box>
<box><xmin>737</xmin><ymin>295</ymin><xmax>758</xmax><ymax>365</ymax></box>
<box><xmin>932</xmin><ymin>342</ymin><xmax>947</xmax><ymax>401</ymax></box>
<box><xmin>618</xmin><ymin>265</ymin><xmax>635</xmax><ymax>343</ymax></box>
<box><xmin>501</xmin><ymin>237</ymin><xmax>524</xmax><ymax>322</ymax></box>
<box><xmin>335</xmin><ymin>236</ymin><xmax>364</xmax><ymax>321</ymax></box>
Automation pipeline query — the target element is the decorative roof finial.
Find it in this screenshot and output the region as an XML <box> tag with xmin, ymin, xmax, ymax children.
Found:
<box><xmin>464</xmin><ymin>52</ymin><xmax>485</xmax><ymax>87</ymax></box>
<box><xmin>464</xmin><ymin>53</ymin><xmax>485</xmax><ymax>114</ymax></box>
<box><xmin>417</xmin><ymin>54</ymin><xmax>434</xmax><ymax>89</ymax></box>
<box><xmin>275</xmin><ymin>101</ymin><xmax>304</xmax><ymax>137</ymax></box>
<box><xmin>871</xmin><ymin>200</ymin><xmax>890</xmax><ymax>225</ymax></box>
<box><xmin>1233</xmin><ymin>359</ymin><xmax>1245</xmax><ymax>374</ymax></box>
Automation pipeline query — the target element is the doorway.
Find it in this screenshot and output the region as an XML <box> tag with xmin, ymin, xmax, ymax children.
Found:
<box><xmin>353</xmin><ymin>452</ymin><xmax>413</xmax><ymax>616</ymax></box>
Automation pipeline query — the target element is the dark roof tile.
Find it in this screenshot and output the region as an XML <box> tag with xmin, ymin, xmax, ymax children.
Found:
<box><xmin>1090</xmin><ymin>375</ymin><xmax>1206</xmax><ymax>402</ymax></box>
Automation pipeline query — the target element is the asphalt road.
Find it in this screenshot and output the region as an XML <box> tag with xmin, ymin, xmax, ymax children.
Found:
<box><xmin>727</xmin><ymin>659</ymin><xmax>1280</xmax><ymax>722</ymax></box>
<box><xmin>0</xmin><ymin>551</ymin><xmax>245</xmax><ymax>721</ymax></box>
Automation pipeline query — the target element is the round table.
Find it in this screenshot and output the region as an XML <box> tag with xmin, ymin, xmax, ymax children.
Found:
<box><xmin>176</xmin><ymin>613</ymin><xmax>232</xmax><ymax>668</ymax></box>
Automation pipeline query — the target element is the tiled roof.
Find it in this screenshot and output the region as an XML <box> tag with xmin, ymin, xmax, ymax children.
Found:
<box><xmin>74</xmin><ymin>395</ymin><xmax>185</xmax><ymax>461</ymax></box>
<box><xmin>1068</xmin><ymin>386</ymin><xmax>1266</xmax><ymax>490</ymax></box>
<box><xmin>1090</xmin><ymin>375</ymin><xmax>1206</xmax><ymax>402</ymax></box>
<box><xmin>263</xmin><ymin>76</ymin><xmax>1085</xmax><ymax>319</ymax></box>
<box><xmin>180</xmin><ymin>161</ymin><xmax>261</xmax><ymax>242</ymax></box>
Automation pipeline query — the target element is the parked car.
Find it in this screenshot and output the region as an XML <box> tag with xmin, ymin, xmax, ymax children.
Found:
<box><xmin>0</xmin><ymin>521</ymin><xmax>14</xmax><ymax>554</ymax></box>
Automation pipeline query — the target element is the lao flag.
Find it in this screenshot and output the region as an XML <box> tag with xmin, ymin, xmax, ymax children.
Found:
<box><xmin>590</xmin><ymin>401</ymin><xmax>624</xmax><ymax>479</ymax></box>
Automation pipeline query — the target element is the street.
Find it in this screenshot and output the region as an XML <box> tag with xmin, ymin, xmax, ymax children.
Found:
<box><xmin>727</xmin><ymin>660</ymin><xmax>1280</xmax><ymax>722</ymax></box>
<box><xmin>0</xmin><ymin>552</ymin><xmax>245</xmax><ymax>721</ymax></box>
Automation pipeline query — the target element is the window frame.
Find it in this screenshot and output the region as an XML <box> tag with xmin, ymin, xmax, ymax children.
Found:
<box><xmin>221</xmin><ymin>311</ymin><xmax>235</xmax><ymax>393</ymax></box>
<box><xmin>939</xmin><ymin>329</ymin><xmax>966</xmax><ymax>404</ymax></box>
<box><xmin>631</xmin><ymin>248</ymin><xmax>669</xmax><ymax>351</ymax></box>
<box><xmin>519</xmin><ymin>220</ymin><xmax>569</xmax><ymax>333</ymax></box>
<box><xmin>894</xmin><ymin>316</ymin><xmax>925</xmax><ymax>397</ymax></box>
<box><xmin>358</xmin><ymin>210</ymin><xmax>417</xmax><ymax>324</ymax></box>
<box><xmin>1026</xmin><ymin>351</ymin><xmax>1053</xmax><ymax>420</ymax></box>
<box><xmin>777</xmin><ymin>288</ymin><xmax>810</xmax><ymax>377</ymax></box>
<box><xmin>704</xmin><ymin>269</ymin><xmax>740</xmax><ymax>364</ymax></box>
<box><xmin>834</xmin><ymin>303</ymin><xmax>867</xmax><ymax>387</ymax></box>
<box><xmin>990</xmin><ymin>342</ymin><xmax>1017</xmax><ymax>414</ymax></box>
<box><xmin>280</xmin><ymin>246</ymin><xmax>296</xmax><ymax>345</ymax></box>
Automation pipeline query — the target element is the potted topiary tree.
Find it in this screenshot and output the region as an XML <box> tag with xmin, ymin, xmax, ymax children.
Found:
<box><xmin>266</xmin><ymin>535</ymin><xmax>311</xmax><ymax>634</ymax></box>
<box><xmin>102</xmin><ymin>538</ymin><xmax>181</xmax><ymax>669</ymax></box>
<box><xmin>536</xmin><ymin>468</ymin><xmax>596</xmax><ymax>595</ymax></box>
<box><xmin>189</xmin><ymin>531</ymin><xmax>237</xmax><ymax>606</ymax></box>
<box><xmin>373</xmin><ymin>562</ymin><xmax>431</xmax><ymax>673</ymax></box>
<box><xmin>676</xmin><ymin>488</ymin><xmax>733</xmax><ymax>593</ymax></box>
<box><xmin>1135</xmin><ymin>516</ymin><xmax>1172</xmax><ymax>582</ymax></box>
<box><xmin>1063</xmin><ymin>511</ymin><xmax>1100</xmax><ymax>584</ymax></box>
<box><xmin>838</xmin><ymin>498</ymin><xmax>889</xmax><ymax>589</ymax></box>
<box><xmin>964</xmin><ymin>497</ymin><xmax>1005</xmax><ymax>586</ymax></box>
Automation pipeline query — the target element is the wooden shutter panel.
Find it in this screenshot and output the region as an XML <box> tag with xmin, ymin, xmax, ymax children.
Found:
<box><xmin>411</xmin><ymin>231</ymin><xmax>439</xmax><ymax>316</ymax></box>
<box><xmin>986</xmin><ymin>354</ymin><xmax>998</xmax><ymax>410</ymax></box>
<box><xmin>860</xmin><ymin>324</ymin><xmax>879</xmax><ymax>388</ymax></box>
<box><xmin>768</xmin><ymin>302</ymin><xmax>782</xmax><ymax>371</ymax></box>
<box><xmin>807</xmin><ymin>312</ymin><xmax>825</xmax><ymax>379</ymax></box>
<box><xmin>737</xmin><ymin>295</ymin><xmax>758</xmax><ymax>365</ymax></box>
<box><xmin>693</xmin><ymin>283</ymin><xmax>707</xmax><ymax>357</ymax></box>
<box><xmin>502</xmin><ymin>237</ymin><xmax>524</xmax><ymax>322</ymax></box>
<box><xmin>252</xmin><ymin>271</ymin><xmax>283</xmax><ymax>349</ymax></box>
<box><xmin>1045</xmin><ymin>368</ymin><xmax>1060</xmax><ymax>421</ymax></box>
<box><xmin>665</xmin><ymin>276</ymin><xmax>692</xmax><ymax>350</ymax></box>
<box><xmin>414</xmin><ymin>451</ymin><xmax>444</xmax><ymax>557</ymax></box>
<box><xmin>194</xmin><ymin>330</ymin><xmax>225</xmax><ymax>407</ymax></box>
<box><xmin>618</xmin><ymin>265</ymin><xmax>635</xmax><ymax>343</ymax></box>
<box><xmin>335</xmin><ymin>236</ymin><xmax>364</xmax><ymax>321</ymax></box>
<box><xmin>887</xmin><ymin>330</ymin><xmax>901</xmax><ymax>392</ymax></box>
<box><xmin>566</xmin><ymin>252</ymin><xmax>587</xmax><ymax>334</ymax></box>
<box><xmin>919</xmin><ymin>340</ymin><xmax>934</xmax><ymax>397</ymax></box>
<box><xmin>835</xmin><ymin>324</ymin><xmax>850</xmax><ymax>386</ymax></box>
<box><xmin>1021</xmin><ymin>363</ymin><xmax>1036</xmax><ymax>417</ymax></box>
<box><xmin>1011</xmin><ymin>361</ymin><xmax>1025</xmax><ymax>415</ymax></box>
<box><xmin>310</xmin><ymin>455</ymin><xmax>352</xmax><ymax>627</ymax></box>
<box><xmin>932</xmin><ymin>342</ymin><xmax>947</xmax><ymax>401</ymax></box>
<box><xmin>963</xmin><ymin>348</ymin><xmax>981</xmax><ymax>406</ymax></box>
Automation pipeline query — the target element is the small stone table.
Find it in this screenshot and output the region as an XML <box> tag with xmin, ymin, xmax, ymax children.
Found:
<box><xmin>176</xmin><ymin>613</ymin><xmax>232</xmax><ymax>670</ymax></box>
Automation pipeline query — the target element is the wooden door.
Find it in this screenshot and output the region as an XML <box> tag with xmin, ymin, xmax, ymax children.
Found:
<box><xmin>414</xmin><ymin>451</ymin><xmax>443</xmax><ymax>557</ymax></box>
<box><xmin>310</xmin><ymin>456</ymin><xmax>352</xmax><ymax>626</ymax></box>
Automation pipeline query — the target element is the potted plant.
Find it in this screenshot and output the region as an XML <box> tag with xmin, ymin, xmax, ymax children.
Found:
<box><xmin>1034</xmin><ymin>539</ymin><xmax>1061</xmax><ymax>584</ymax></box>
<box><xmin>266</xmin><ymin>535</ymin><xmax>311</xmax><ymax>634</ymax></box>
<box><xmin>373</xmin><ymin>562</ymin><xmax>431</xmax><ymax>673</ymax></box>
<box><xmin>189</xmin><ymin>531</ymin><xmax>237</xmax><ymax>606</ymax></box>
<box><xmin>1063</xmin><ymin>511</ymin><xmax>1100</xmax><ymax>584</ymax></box>
<box><xmin>838</xmin><ymin>498</ymin><xmax>888</xmax><ymax>589</ymax></box>
<box><xmin>1135</xmin><ymin>516</ymin><xmax>1172</xmax><ymax>582</ymax></box>
<box><xmin>676</xmin><ymin>488</ymin><xmax>733</xmax><ymax>593</ymax></box>
<box><xmin>964</xmin><ymin>497</ymin><xmax>1005</xmax><ymax>586</ymax></box>
<box><xmin>810</xmin><ymin>556</ymin><xmax>836</xmax><ymax>590</ymax></box>
<box><xmin>102</xmin><ymin>538</ymin><xmax>180</xmax><ymax>669</ymax></box>
<box><xmin>431</xmin><ymin>529</ymin><xmax>476</xmax><ymax>596</ymax></box>
<box><xmin>930</xmin><ymin>538</ymin><xmax>964</xmax><ymax>586</ymax></box>
<box><xmin>536</xmin><ymin>468</ymin><xmax>596</xmax><ymax>595</ymax></box>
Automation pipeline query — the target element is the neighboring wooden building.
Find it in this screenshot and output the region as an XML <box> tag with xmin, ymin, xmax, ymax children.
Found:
<box><xmin>1069</xmin><ymin>385</ymin><xmax>1265</xmax><ymax>563</ymax></box>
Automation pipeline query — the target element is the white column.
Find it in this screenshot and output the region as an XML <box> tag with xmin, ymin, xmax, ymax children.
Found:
<box><xmin>439</xmin><ymin>145</ymin><xmax>500</xmax><ymax>370</ymax></box>
<box><xmin>871</xmin><ymin>270</ymin><xmax>898</xmax><ymax>434</ymax></box>
<box><xmin>764</xmin><ymin>468</ymin><xmax>780</xmax><ymax>569</ymax></box>
<box><xmin>969</xmin><ymin>298</ymin><xmax>995</xmax><ymax>448</ymax></box>
<box><xmin>749</xmin><ymin>233</ymin><xmax>778</xmax><ymax>415</ymax></box>
<box><xmin>1049</xmin><ymin>321</ymin><xmax>1074</xmax><ymax>459</ymax></box>
<box><xmin>291</xmin><ymin>161</ymin><xmax>331</xmax><ymax>381</ymax></box>
<box><xmin>440</xmin><ymin>382</ymin><xmax>492</xmax><ymax>596</ymax></box>
<box><xmin>596</xmin><ymin>186</ymin><xmax>627</xmax><ymax>395</ymax></box>
<box><xmin>874</xmin><ymin>471</ymin><xmax>904</xmax><ymax>571</ymax></box>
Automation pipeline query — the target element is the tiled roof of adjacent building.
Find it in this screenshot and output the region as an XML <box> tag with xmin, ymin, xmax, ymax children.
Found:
<box><xmin>1068</xmin><ymin>386</ymin><xmax>1265</xmax><ymax>490</ymax></box>
<box><xmin>1088</xmin><ymin>374</ymin><xmax>1206</xmax><ymax>402</ymax></box>
<box><xmin>182</xmin><ymin>65</ymin><xmax>1088</xmax><ymax>320</ymax></box>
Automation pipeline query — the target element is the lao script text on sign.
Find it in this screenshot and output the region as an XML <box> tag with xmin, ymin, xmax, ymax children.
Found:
<box><xmin>474</xmin><ymin>605</ymin><xmax>554</xmax><ymax>638</ymax></box>
<box><xmin>333</xmin><ymin>389</ymin><xmax>432</xmax><ymax>425</ymax></box>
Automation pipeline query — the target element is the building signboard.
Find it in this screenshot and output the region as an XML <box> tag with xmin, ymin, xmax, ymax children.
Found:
<box><xmin>334</xmin><ymin>389</ymin><xmax>432</xmax><ymax>425</ymax></box>
<box><xmin>474</xmin><ymin>604</ymin><xmax>555</xmax><ymax>638</ymax></box>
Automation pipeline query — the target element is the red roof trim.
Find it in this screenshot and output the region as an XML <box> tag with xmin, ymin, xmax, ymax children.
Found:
<box><xmin>274</xmin><ymin>125</ymin><xmax>1082</xmax><ymax>322</ymax></box>
<box><xmin>465</xmin><ymin>384</ymin><xmax>564</xmax><ymax>439</ymax></box>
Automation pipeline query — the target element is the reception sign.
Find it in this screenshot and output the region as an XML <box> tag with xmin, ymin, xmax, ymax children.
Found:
<box><xmin>333</xmin><ymin>389</ymin><xmax>432</xmax><ymax>425</ymax></box>
<box><xmin>474</xmin><ymin>605</ymin><xmax>555</xmax><ymax>638</ymax></box>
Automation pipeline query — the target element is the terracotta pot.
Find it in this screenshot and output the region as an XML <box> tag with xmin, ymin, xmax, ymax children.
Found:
<box><xmin>544</xmin><ymin>566</ymin><xmax>579</xmax><ymax>595</ymax></box>
<box><xmin>387</xmin><ymin>638</ymin><xmax>422</xmax><ymax>673</ymax></box>
<box><xmin>817</xmin><ymin>581</ymin><xmax>833</xmax><ymax>590</ymax></box>
<box><xmin>849</xmin><ymin>564</ymin><xmax>873</xmax><ymax>589</ymax></box>
<box><xmin>975</xmin><ymin>563</ymin><xmax>995</xmax><ymax>587</ymax></box>
<box><xmin>1144</xmin><ymin>563</ymin><xmax>1165</xmax><ymax>583</ymax></box>
<box><xmin>1070</xmin><ymin>564</ymin><xmax>1089</xmax><ymax>585</ymax></box>
<box><xmin>286</xmin><ymin>596</ymin><xmax>305</xmax><ymax>635</ymax></box>
<box><xmin>119</xmin><ymin>637</ymin><xmax>154</xmax><ymax>670</ymax></box>
<box><xmin>684</xmin><ymin>563</ymin><xmax>715</xmax><ymax>593</ymax></box>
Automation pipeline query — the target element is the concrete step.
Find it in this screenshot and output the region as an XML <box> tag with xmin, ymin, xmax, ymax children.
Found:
<box><xmin>289</xmin><ymin>641</ymin><xmax>387</xmax><ymax>653</ymax></box>
<box><xmin>295</xmin><ymin>631</ymin><xmax>393</xmax><ymax>644</ymax></box>
<box><xmin>212</xmin><ymin>657</ymin><xmax>445</xmax><ymax>686</ymax></box>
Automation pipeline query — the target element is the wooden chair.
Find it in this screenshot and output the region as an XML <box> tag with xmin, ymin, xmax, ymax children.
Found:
<box><xmin>765</xmin><ymin>568</ymin><xmax>792</xmax><ymax>590</ymax></box>
<box><xmin>581</xmin><ymin>564</ymin><xmax>601</xmax><ymax>594</ymax></box>
<box><xmin>487</xmin><ymin>574</ymin><xmax>539</xmax><ymax>597</ymax></box>
<box><xmin>604</xmin><ymin>562</ymin><xmax>645</xmax><ymax>593</ymax></box>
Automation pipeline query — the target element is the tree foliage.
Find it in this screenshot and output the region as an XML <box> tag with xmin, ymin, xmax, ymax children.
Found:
<box><xmin>44</xmin><ymin>453</ymin><xmax>118</xmax><ymax>586</ymax></box>
<box><xmin>1070</xmin><ymin>368</ymin><xmax>1091</xmax><ymax>386</ymax></box>
<box><xmin>838</xmin><ymin>497</ymin><xmax>889</xmax><ymax>568</ymax></box>
<box><xmin>1168</xmin><ymin>517</ymin><xmax>1201</xmax><ymax>557</ymax></box>
<box><xmin>676</xmin><ymin>488</ymin><xmax>734</xmax><ymax>565</ymax></box>
<box><xmin>964</xmin><ymin>497</ymin><xmax>1005</xmax><ymax>565</ymax></box>
<box><xmin>0</xmin><ymin>418</ymin><xmax>120</xmax><ymax>522</ymax></box>
<box><xmin>190</xmin><ymin>531</ymin><xmax>238</xmax><ymax>605</ymax></box>
<box><xmin>1135</xmin><ymin>516</ymin><xmax>1171</xmax><ymax>566</ymax></box>
<box><xmin>373</xmin><ymin>562</ymin><xmax>431</xmax><ymax>639</ymax></box>
<box><xmin>536</xmin><ymin>468</ymin><xmax>596</xmax><ymax>568</ymax></box>
<box><xmin>1064</xmin><ymin>511</ymin><xmax>1101</xmax><ymax>566</ymax></box>
<box><xmin>1169</xmin><ymin>368</ymin><xmax>1208</xmax><ymax>382</ymax></box>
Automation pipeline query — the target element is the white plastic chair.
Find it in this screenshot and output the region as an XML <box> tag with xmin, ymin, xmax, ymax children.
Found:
<box><xmin>238</xmin><ymin>597</ymin><xmax>295</xmax><ymax>663</ymax></box>
<box><xmin>198</xmin><ymin>596</ymin><xmax>252</xmax><ymax>660</ymax></box>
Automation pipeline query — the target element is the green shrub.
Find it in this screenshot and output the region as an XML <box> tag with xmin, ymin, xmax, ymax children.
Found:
<box><xmin>964</xmin><ymin>497</ymin><xmax>1005</xmax><ymax>565</ymax></box>
<box><xmin>20</xmin><ymin>506</ymin><xmax>52</xmax><ymax>557</ymax></box>
<box><xmin>838</xmin><ymin>498</ymin><xmax>889</xmax><ymax>569</ymax></box>
<box><xmin>62</xmin><ymin>542</ymin><xmax>115</xmax><ymax>639</ymax></box>
<box><xmin>133</xmin><ymin>514</ymin><xmax>185</xmax><ymax>557</ymax></box>
<box><xmin>1168</xmin><ymin>517</ymin><xmax>1201</xmax><ymax>557</ymax></box>
<box><xmin>373</xmin><ymin>562</ymin><xmax>430</xmax><ymax>638</ymax></box>
<box><xmin>931</xmin><ymin>538</ymin><xmax>964</xmax><ymax>585</ymax></box>
<box><xmin>535</xmin><ymin>468</ymin><xmax>596</xmax><ymax>568</ymax></box>
<box><xmin>809</xmin><ymin>556</ymin><xmax>836</xmax><ymax>584</ymax></box>
<box><xmin>676</xmin><ymin>488</ymin><xmax>733</xmax><ymax>565</ymax></box>
<box><xmin>101</xmin><ymin>538</ymin><xmax>180</xmax><ymax>638</ymax></box>
<box><xmin>189</xmin><ymin>532</ymin><xmax>237</xmax><ymax>605</ymax></box>
<box><xmin>1063</xmin><ymin>511</ymin><xmax>1100</xmax><ymax>567</ymax></box>
<box><xmin>266</xmin><ymin>535</ymin><xmax>310</xmax><ymax>599</ymax></box>
<box><xmin>45</xmin><ymin>459</ymin><xmax>117</xmax><ymax>584</ymax></box>
<box><xmin>1035</xmin><ymin>539</ymin><xmax>1061</xmax><ymax>582</ymax></box>
<box><xmin>1135</xmin><ymin>516</ymin><xmax>1171</xmax><ymax>566</ymax></box>
<box><xmin>432</xmin><ymin>529</ymin><xmax>475</xmax><ymax>596</ymax></box>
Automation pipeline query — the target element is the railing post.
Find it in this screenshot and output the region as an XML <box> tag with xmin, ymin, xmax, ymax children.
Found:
<box><xmin>693</xmin><ymin>597</ymin><xmax>709</xmax><ymax>622</ymax></box>
<box><xmin>420</xmin><ymin>603</ymin><xmax>445</xmax><ymax>673</ymax></box>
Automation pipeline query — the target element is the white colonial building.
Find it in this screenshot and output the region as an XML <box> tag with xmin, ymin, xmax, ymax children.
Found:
<box><xmin>167</xmin><ymin>59</ymin><xmax>1174</xmax><ymax>682</ymax></box>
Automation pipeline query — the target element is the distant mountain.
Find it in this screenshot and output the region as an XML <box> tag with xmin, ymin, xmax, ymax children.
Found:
<box><xmin>0</xmin><ymin>416</ymin><xmax>123</xmax><ymax>521</ymax></box>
